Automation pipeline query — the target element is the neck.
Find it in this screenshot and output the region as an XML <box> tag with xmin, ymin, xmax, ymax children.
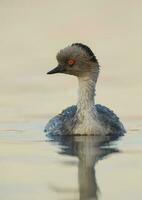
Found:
<box><xmin>73</xmin><ymin>68</ymin><xmax>100</xmax><ymax>135</ymax></box>
<box><xmin>77</xmin><ymin>72</ymin><xmax>97</xmax><ymax>113</ymax></box>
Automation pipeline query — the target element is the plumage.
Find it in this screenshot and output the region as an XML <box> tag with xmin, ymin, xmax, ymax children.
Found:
<box><xmin>44</xmin><ymin>105</ymin><xmax>125</xmax><ymax>136</ymax></box>
<box><xmin>45</xmin><ymin>43</ymin><xmax>126</xmax><ymax>136</ymax></box>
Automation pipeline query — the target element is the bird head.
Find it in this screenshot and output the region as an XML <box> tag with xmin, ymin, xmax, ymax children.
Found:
<box><xmin>47</xmin><ymin>43</ymin><xmax>99</xmax><ymax>78</ymax></box>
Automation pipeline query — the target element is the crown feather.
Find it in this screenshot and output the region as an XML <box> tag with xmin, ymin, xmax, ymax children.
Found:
<box><xmin>71</xmin><ymin>43</ymin><xmax>98</xmax><ymax>63</ymax></box>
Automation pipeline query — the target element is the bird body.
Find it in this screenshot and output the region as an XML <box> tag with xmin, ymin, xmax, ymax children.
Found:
<box><xmin>45</xmin><ymin>43</ymin><xmax>125</xmax><ymax>136</ymax></box>
<box><xmin>45</xmin><ymin>105</ymin><xmax>125</xmax><ymax>136</ymax></box>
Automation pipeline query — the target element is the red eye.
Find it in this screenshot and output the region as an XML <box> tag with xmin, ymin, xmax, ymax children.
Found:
<box><xmin>67</xmin><ymin>59</ymin><xmax>76</xmax><ymax>66</ymax></box>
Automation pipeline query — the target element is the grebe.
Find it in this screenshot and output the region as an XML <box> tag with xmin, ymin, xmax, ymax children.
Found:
<box><xmin>45</xmin><ymin>43</ymin><xmax>125</xmax><ymax>136</ymax></box>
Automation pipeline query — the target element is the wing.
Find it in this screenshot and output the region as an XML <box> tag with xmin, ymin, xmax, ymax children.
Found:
<box><xmin>44</xmin><ymin>105</ymin><xmax>77</xmax><ymax>135</ymax></box>
<box><xmin>96</xmin><ymin>104</ymin><xmax>126</xmax><ymax>135</ymax></box>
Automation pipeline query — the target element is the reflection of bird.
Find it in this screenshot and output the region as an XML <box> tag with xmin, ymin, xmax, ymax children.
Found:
<box><xmin>48</xmin><ymin>134</ymin><xmax>120</xmax><ymax>200</ymax></box>
<box><xmin>45</xmin><ymin>43</ymin><xmax>125</xmax><ymax>136</ymax></box>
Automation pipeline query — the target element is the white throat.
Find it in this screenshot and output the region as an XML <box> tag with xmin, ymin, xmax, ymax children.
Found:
<box><xmin>73</xmin><ymin>71</ymin><xmax>102</xmax><ymax>135</ymax></box>
<box><xmin>77</xmin><ymin>73</ymin><xmax>97</xmax><ymax>114</ymax></box>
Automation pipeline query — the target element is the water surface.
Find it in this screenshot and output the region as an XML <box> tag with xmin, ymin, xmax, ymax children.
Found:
<box><xmin>0</xmin><ymin>119</ymin><xmax>141</xmax><ymax>200</ymax></box>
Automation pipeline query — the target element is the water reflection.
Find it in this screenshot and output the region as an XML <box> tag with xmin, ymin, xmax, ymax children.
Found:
<box><xmin>48</xmin><ymin>134</ymin><xmax>121</xmax><ymax>200</ymax></box>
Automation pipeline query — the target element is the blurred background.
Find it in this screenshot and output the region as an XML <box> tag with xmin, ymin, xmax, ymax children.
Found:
<box><xmin>0</xmin><ymin>0</ymin><xmax>142</xmax><ymax>124</ymax></box>
<box><xmin>0</xmin><ymin>2</ymin><xmax>142</xmax><ymax>200</ymax></box>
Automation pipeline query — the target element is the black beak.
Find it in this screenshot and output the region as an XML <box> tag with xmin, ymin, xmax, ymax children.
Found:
<box><xmin>47</xmin><ymin>65</ymin><xmax>65</xmax><ymax>74</ymax></box>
